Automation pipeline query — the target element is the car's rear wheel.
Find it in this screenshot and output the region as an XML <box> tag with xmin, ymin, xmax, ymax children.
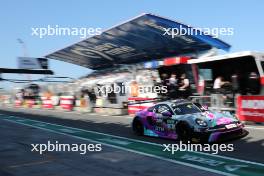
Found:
<box><xmin>132</xmin><ymin>118</ymin><xmax>144</xmax><ymax>136</ymax></box>
<box><xmin>176</xmin><ymin>122</ymin><xmax>192</xmax><ymax>142</ymax></box>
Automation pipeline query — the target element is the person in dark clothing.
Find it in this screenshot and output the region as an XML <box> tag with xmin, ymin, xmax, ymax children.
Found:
<box><xmin>247</xmin><ymin>72</ymin><xmax>260</xmax><ymax>95</ymax></box>
<box><xmin>168</xmin><ymin>73</ymin><xmax>179</xmax><ymax>99</ymax></box>
<box><xmin>231</xmin><ymin>73</ymin><xmax>240</xmax><ymax>93</ymax></box>
<box><xmin>178</xmin><ymin>73</ymin><xmax>190</xmax><ymax>98</ymax></box>
<box><xmin>160</xmin><ymin>73</ymin><xmax>170</xmax><ymax>98</ymax></box>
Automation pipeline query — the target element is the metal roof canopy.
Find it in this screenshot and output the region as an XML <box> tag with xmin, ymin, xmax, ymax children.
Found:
<box><xmin>46</xmin><ymin>13</ymin><xmax>231</xmax><ymax>70</ymax></box>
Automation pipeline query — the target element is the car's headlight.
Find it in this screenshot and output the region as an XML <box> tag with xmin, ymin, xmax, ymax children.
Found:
<box><xmin>195</xmin><ymin>118</ymin><xmax>208</xmax><ymax>127</ymax></box>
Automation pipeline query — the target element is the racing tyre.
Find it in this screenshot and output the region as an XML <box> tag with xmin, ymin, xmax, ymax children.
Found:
<box><xmin>176</xmin><ymin>122</ymin><xmax>192</xmax><ymax>142</ymax></box>
<box><xmin>132</xmin><ymin>118</ymin><xmax>144</xmax><ymax>136</ymax></box>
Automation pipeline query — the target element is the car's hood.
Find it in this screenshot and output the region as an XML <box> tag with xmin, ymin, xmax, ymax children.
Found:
<box><xmin>191</xmin><ymin>111</ymin><xmax>238</xmax><ymax>127</ymax></box>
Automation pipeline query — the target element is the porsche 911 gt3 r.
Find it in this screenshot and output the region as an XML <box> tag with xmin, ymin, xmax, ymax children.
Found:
<box><xmin>132</xmin><ymin>99</ymin><xmax>248</xmax><ymax>143</ymax></box>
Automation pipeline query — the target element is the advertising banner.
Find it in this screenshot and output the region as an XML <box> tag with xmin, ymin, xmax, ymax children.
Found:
<box><xmin>128</xmin><ymin>97</ymin><xmax>156</xmax><ymax>115</ymax></box>
<box><xmin>60</xmin><ymin>96</ymin><xmax>74</xmax><ymax>111</ymax></box>
<box><xmin>237</xmin><ymin>95</ymin><xmax>264</xmax><ymax>123</ymax></box>
<box><xmin>41</xmin><ymin>97</ymin><xmax>54</xmax><ymax>109</ymax></box>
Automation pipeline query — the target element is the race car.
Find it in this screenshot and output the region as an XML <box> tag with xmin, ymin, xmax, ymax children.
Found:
<box><xmin>132</xmin><ymin>99</ymin><xmax>248</xmax><ymax>143</ymax></box>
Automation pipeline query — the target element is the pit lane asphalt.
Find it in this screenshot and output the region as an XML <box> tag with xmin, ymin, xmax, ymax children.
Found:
<box><xmin>0</xmin><ymin>106</ymin><xmax>263</xmax><ymax>165</ymax></box>
<box><xmin>0</xmin><ymin>119</ymin><xmax>222</xmax><ymax>176</ymax></box>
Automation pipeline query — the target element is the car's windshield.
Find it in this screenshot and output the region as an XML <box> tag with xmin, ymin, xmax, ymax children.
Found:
<box><xmin>172</xmin><ymin>103</ymin><xmax>201</xmax><ymax>115</ymax></box>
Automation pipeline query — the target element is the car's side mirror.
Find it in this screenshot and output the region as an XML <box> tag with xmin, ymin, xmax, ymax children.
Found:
<box><xmin>161</xmin><ymin>111</ymin><xmax>172</xmax><ymax>117</ymax></box>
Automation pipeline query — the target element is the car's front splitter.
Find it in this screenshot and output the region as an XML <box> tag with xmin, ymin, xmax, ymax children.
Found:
<box><xmin>208</xmin><ymin>127</ymin><xmax>249</xmax><ymax>143</ymax></box>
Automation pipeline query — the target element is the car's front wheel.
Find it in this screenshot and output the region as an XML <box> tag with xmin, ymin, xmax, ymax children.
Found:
<box><xmin>176</xmin><ymin>122</ymin><xmax>192</xmax><ymax>142</ymax></box>
<box><xmin>132</xmin><ymin>118</ymin><xmax>144</xmax><ymax>136</ymax></box>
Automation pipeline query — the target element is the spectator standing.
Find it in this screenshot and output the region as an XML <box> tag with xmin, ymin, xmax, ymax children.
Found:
<box><xmin>178</xmin><ymin>73</ymin><xmax>190</xmax><ymax>98</ymax></box>
<box><xmin>168</xmin><ymin>73</ymin><xmax>178</xmax><ymax>99</ymax></box>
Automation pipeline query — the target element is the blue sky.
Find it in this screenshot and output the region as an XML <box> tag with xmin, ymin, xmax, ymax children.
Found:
<box><xmin>0</xmin><ymin>0</ymin><xmax>264</xmax><ymax>88</ymax></box>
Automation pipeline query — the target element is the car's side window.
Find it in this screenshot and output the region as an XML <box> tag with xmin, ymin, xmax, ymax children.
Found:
<box><xmin>153</xmin><ymin>105</ymin><xmax>159</xmax><ymax>113</ymax></box>
<box><xmin>173</xmin><ymin>106</ymin><xmax>181</xmax><ymax>115</ymax></box>
<box><xmin>155</xmin><ymin>104</ymin><xmax>173</xmax><ymax>114</ymax></box>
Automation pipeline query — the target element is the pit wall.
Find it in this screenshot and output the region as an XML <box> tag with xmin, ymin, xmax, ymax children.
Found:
<box><xmin>1</xmin><ymin>95</ymin><xmax>264</xmax><ymax>124</ymax></box>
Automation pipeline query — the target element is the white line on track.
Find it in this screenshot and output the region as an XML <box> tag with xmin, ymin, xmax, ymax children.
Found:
<box><xmin>245</xmin><ymin>126</ymin><xmax>264</xmax><ymax>130</ymax></box>
<box><xmin>3</xmin><ymin>107</ymin><xmax>133</xmax><ymax>118</ymax></box>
